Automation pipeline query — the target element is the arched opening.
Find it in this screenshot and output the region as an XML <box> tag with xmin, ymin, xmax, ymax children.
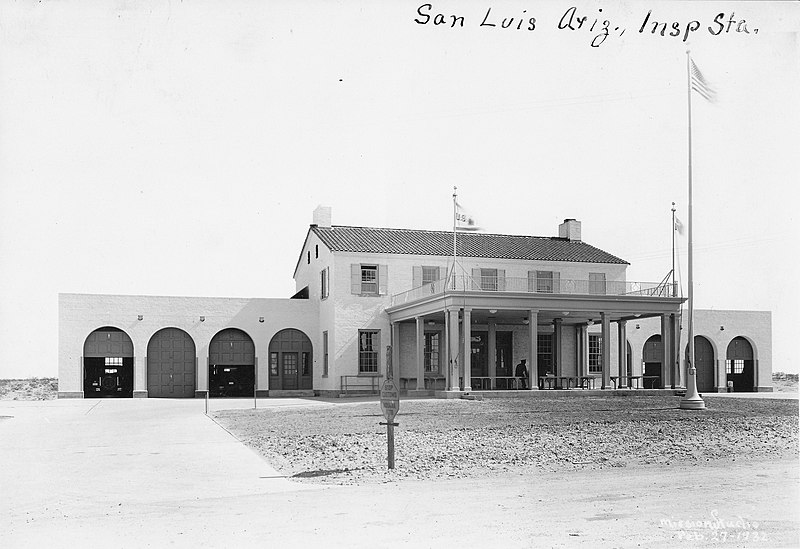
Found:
<box><xmin>83</xmin><ymin>327</ymin><xmax>134</xmax><ymax>398</ymax></box>
<box><xmin>626</xmin><ymin>341</ymin><xmax>633</xmax><ymax>378</ymax></box>
<box><xmin>269</xmin><ymin>329</ymin><xmax>313</xmax><ymax>390</ymax></box>
<box><xmin>147</xmin><ymin>328</ymin><xmax>196</xmax><ymax>398</ymax></box>
<box><xmin>209</xmin><ymin>328</ymin><xmax>255</xmax><ymax>397</ymax></box>
<box><xmin>726</xmin><ymin>337</ymin><xmax>755</xmax><ymax>392</ymax></box>
<box><xmin>685</xmin><ymin>336</ymin><xmax>715</xmax><ymax>393</ymax></box>
<box><xmin>642</xmin><ymin>335</ymin><xmax>662</xmax><ymax>389</ymax></box>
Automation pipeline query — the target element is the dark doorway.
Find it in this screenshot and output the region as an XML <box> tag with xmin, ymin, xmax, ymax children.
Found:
<box><xmin>209</xmin><ymin>328</ymin><xmax>255</xmax><ymax>397</ymax></box>
<box><xmin>496</xmin><ymin>332</ymin><xmax>512</xmax><ymax>380</ymax></box>
<box><xmin>83</xmin><ymin>327</ymin><xmax>134</xmax><ymax>398</ymax></box>
<box><xmin>726</xmin><ymin>337</ymin><xmax>755</xmax><ymax>392</ymax></box>
<box><xmin>470</xmin><ymin>331</ymin><xmax>512</xmax><ymax>388</ymax></box>
<box><xmin>642</xmin><ymin>335</ymin><xmax>663</xmax><ymax>388</ymax></box>
<box><xmin>147</xmin><ymin>328</ymin><xmax>196</xmax><ymax>398</ymax></box>
<box><xmin>269</xmin><ymin>329</ymin><xmax>313</xmax><ymax>391</ymax></box>
<box><xmin>470</xmin><ymin>332</ymin><xmax>488</xmax><ymax>377</ymax></box>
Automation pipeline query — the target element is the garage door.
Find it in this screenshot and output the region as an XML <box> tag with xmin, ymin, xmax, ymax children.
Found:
<box><xmin>147</xmin><ymin>328</ymin><xmax>196</xmax><ymax>398</ymax></box>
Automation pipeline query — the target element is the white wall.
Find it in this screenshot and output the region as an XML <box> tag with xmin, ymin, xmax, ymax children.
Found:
<box><xmin>59</xmin><ymin>293</ymin><xmax>318</xmax><ymax>397</ymax></box>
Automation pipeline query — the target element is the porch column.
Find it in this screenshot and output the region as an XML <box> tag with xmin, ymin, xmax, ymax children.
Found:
<box><xmin>528</xmin><ymin>310</ymin><xmax>538</xmax><ymax>390</ymax></box>
<box><xmin>553</xmin><ymin>318</ymin><xmax>563</xmax><ymax>380</ymax></box>
<box><xmin>660</xmin><ymin>314</ymin><xmax>670</xmax><ymax>389</ymax></box>
<box><xmin>448</xmin><ymin>308</ymin><xmax>460</xmax><ymax>391</ymax></box>
<box><xmin>488</xmin><ymin>318</ymin><xmax>497</xmax><ymax>389</ymax></box>
<box><xmin>462</xmin><ymin>307</ymin><xmax>472</xmax><ymax>391</ymax></box>
<box><xmin>391</xmin><ymin>322</ymin><xmax>400</xmax><ymax>380</ymax></box>
<box><xmin>618</xmin><ymin>320</ymin><xmax>628</xmax><ymax>387</ymax></box>
<box><xmin>601</xmin><ymin>312</ymin><xmax>611</xmax><ymax>389</ymax></box>
<box><xmin>416</xmin><ymin>316</ymin><xmax>425</xmax><ymax>390</ymax></box>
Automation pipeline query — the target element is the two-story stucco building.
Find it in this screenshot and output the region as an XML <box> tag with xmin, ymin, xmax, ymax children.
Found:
<box><xmin>58</xmin><ymin>206</ymin><xmax>772</xmax><ymax>398</ymax></box>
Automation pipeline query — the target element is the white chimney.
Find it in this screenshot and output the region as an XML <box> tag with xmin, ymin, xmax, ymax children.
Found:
<box><xmin>313</xmin><ymin>205</ymin><xmax>332</xmax><ymax>227</ymax></box>
<box><xmin>558</xmin><ymin>218</ymin><xmax>581</xmax><ymax>241</ymax></box>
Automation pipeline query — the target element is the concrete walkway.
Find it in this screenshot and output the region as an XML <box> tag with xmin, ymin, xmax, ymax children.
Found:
<box><xmin>1</xmin><ymin>398</ymin><xmax>798</xmax><ymax>548</ymax></box>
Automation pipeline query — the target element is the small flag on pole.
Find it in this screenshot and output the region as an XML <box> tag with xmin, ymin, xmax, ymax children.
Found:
<box><xmin>690</xmin><ymin>59</ymin><xmax>717</xmax><ymax>103</ymax></box>
<box><xmin>455</xmin><ymin>201</ymin><xmax>481</xmax><ymax>231</ymax></box>
<box><xmin>674</xmin><ymin>216</ymin><xmax>684</xmax><ymax>235</ymax></box>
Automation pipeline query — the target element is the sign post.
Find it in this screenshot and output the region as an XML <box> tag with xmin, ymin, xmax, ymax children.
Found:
<box><xmin>379</xmin><ymin>345</ymin><xmax>400</xmax><ymax>469</ymax></box>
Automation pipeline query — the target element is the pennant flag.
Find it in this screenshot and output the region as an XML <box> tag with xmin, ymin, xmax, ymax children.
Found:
<box><xmin>690</xmin><ymin>59</ymin><xmax>717</xmax><ymax>103</ymax></box>
<box><xmin>455</xmin><ymin>201</ymin><xmax>481</xmax><ymax>231</ymax></box>
<box><xmin>674</xmin><ymin>216</ymin><xmax>684</xmax><ymax>235</ymax></box>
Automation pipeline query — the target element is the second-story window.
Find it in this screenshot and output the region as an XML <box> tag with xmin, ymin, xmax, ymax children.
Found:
<box><xmin>480</xmin><ymin>268</ymin><xmax>498</xmax><ymax>291</ymax></box>
<box><xmin>361</xmin><ymin>265</ymin><xmax>378</xmax><ymax>294</ymax></box>
<box><xmin>422</xmin><ymin>266</ymin><xmax>440</xmax><ymax>285</ymax></box>
<box><xmin>589</xmin><ymin>273</ymin><xmax>606</xmax><ymax>295</ymax></box>
<box><xmin>536</xmin><ymin>271</ymin><xmax>554</xmax><ymax>293</ymax></box>
<box><xmin>320</xmin><ymin>267</ymin><xmax>329</xmax><ymax>299</ymax></box>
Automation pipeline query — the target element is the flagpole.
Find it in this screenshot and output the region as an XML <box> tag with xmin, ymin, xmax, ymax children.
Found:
<box><xmin>452</xmin><ymin>186</ymin><xmax>458</xmax><ymax>290</ymax></box>
<box><xmin>671</xmin><ymin>202</ymin><xmax>676</xmax><ymax>294</ymax></box>
<box><xmin>680</xmin><ymin>50</ymin><xmax>705</xmax><ymax>410</ymax></box>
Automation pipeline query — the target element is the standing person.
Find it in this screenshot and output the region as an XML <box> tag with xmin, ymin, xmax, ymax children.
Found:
<box><xmin>515</xmin><ymin>359</ymin><xmax>528</xmax><ymax>390</ymax></box>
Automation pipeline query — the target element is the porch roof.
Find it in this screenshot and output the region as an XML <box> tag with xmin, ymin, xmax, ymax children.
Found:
<box><xmin>386</xmin><ymin>290</ymin><xmax>685</xmax><ymax>326</ymax></box>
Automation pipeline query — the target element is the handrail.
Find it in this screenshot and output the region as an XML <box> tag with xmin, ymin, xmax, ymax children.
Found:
<box><xmin>390</xmin><ymin>275</ymin><xmax>680</xmax><ymax>306</ymax></box>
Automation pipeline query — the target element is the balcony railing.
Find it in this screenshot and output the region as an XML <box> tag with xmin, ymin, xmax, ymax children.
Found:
<box><xmin>390</xmin><ymin>275</ymin><xmax>678</xmax><ymax>307</ymax></box>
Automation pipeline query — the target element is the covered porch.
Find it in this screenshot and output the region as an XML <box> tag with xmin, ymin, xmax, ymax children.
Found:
<box><xmin>386</xmin><ymin>277</ymin><xmax>686</xmax><ymax>393</ymax></box>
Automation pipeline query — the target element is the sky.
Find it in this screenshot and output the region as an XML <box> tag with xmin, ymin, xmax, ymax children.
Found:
<box><xmin>1</xmin><ymin>1</ymin><xmax>798</xmax><ymax>379</ymax></box>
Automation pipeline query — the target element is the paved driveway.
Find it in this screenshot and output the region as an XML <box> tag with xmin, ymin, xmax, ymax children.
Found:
<box><xmin>1</xmin><ymin>397</ymin><xmax>798</xmax><ymax>548</ymax></box>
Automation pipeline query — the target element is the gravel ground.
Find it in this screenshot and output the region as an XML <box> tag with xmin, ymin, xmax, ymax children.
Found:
<box><xmin>0</xmin><ymin>378</ymin><xmax>58</xmax><ymax>400</ymax></box>
<box><xmin>214</xmin><ymin>395</ymin><xmax>799</xmax><ymax>486</ymax></box>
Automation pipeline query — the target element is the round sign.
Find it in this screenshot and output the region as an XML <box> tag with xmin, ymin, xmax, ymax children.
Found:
<box><xmin>380</xmin><ymin>379</ymin><xmax>400</xmax><ymax>422</ymax></box>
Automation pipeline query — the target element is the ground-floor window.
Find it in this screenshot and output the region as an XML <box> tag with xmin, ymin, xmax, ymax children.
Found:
<box><xmin>270</xmin><ymin>352</ymin><xmax>279</xmax><ymax>376</ymax></box>
<box><xmin>322</xmin><ymin>331</ymin><xmax>329</xmax><ymax>377</ymax></box>
<box><xmin>726</xmin><ymin>359</ymin><xmax>744</xmax><ymax>374</ymax></box>
<box><xmin>359</xmin><ymin>330</ymin><xmax>379</xmax><ymax>373</ymax></box>
<box><xmin>425</xmin><ymin>332</ymin><xmax>440</xmax><ymax>373</ymax></box>
<box><xmin>589</xmin><ymin>334</ymin><xmax>602</xmax><ymax>373</ymax></box>
<box><xmin>537</xmin><ymin>333</ymin><xmax>553</xmax><ymax>376</ymax></box>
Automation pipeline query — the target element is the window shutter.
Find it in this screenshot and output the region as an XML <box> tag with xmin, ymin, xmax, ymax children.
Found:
<box><xmin>412</xmin><ymin>266</ymin><xmax>422</xmax><ymax>288</ymax></box>
<box><xmin>378</xmin><ymin>265</ymin><xmax>388</xmax><ymax>295</ymax></box>
<box><xmin>498</xmin><ymin>269</ymin><xmax>506</xmax><ymax>291</ymax></box>
<box><xmin>351</xmin><ymin>264</ymin><xmax>361</xmax><ymax>294</ymax></box>
<box><xmin>553</xmin><ymin>272</ymin><xmax>561</xmax><ymax>294</ymax></box>
<box><xmin>471</xmin><ymin>268</ymin><xmax>480</xmax><ymax>290</ymax></box>
<box><xmin>528</xmin><ymin>270</ymin><xmax>535</xmax><ymax>292</ymax></box>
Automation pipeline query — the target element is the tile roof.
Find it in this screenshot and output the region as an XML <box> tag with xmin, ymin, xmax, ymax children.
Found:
<box><xmin>311</xmin><ymin>225</ymin><xmax>628</xmax><ymax>264</ymax></box>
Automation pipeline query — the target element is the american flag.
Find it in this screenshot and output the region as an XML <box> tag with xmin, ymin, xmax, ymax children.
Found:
<box><xmin>690</xmin><ymin>59</ymin><xmax>717</xmax><ymax>103</ymax></box>
<box><xmin>454</xmin><ymin>201</ymin><xmax>481</xmax><ymax>231</ymax></box>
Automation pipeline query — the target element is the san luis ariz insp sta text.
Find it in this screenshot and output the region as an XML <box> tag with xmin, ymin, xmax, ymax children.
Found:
<box><xmin>413</xmin><ymin>4</ymin><xmax>759</xmax><ymax>48</ymax></box>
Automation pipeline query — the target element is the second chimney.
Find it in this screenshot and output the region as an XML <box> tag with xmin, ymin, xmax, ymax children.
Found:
<box><xmin>558</xmin><ymin>218</ymin><xmax>581</xmax><ymax>241</ymax></box>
